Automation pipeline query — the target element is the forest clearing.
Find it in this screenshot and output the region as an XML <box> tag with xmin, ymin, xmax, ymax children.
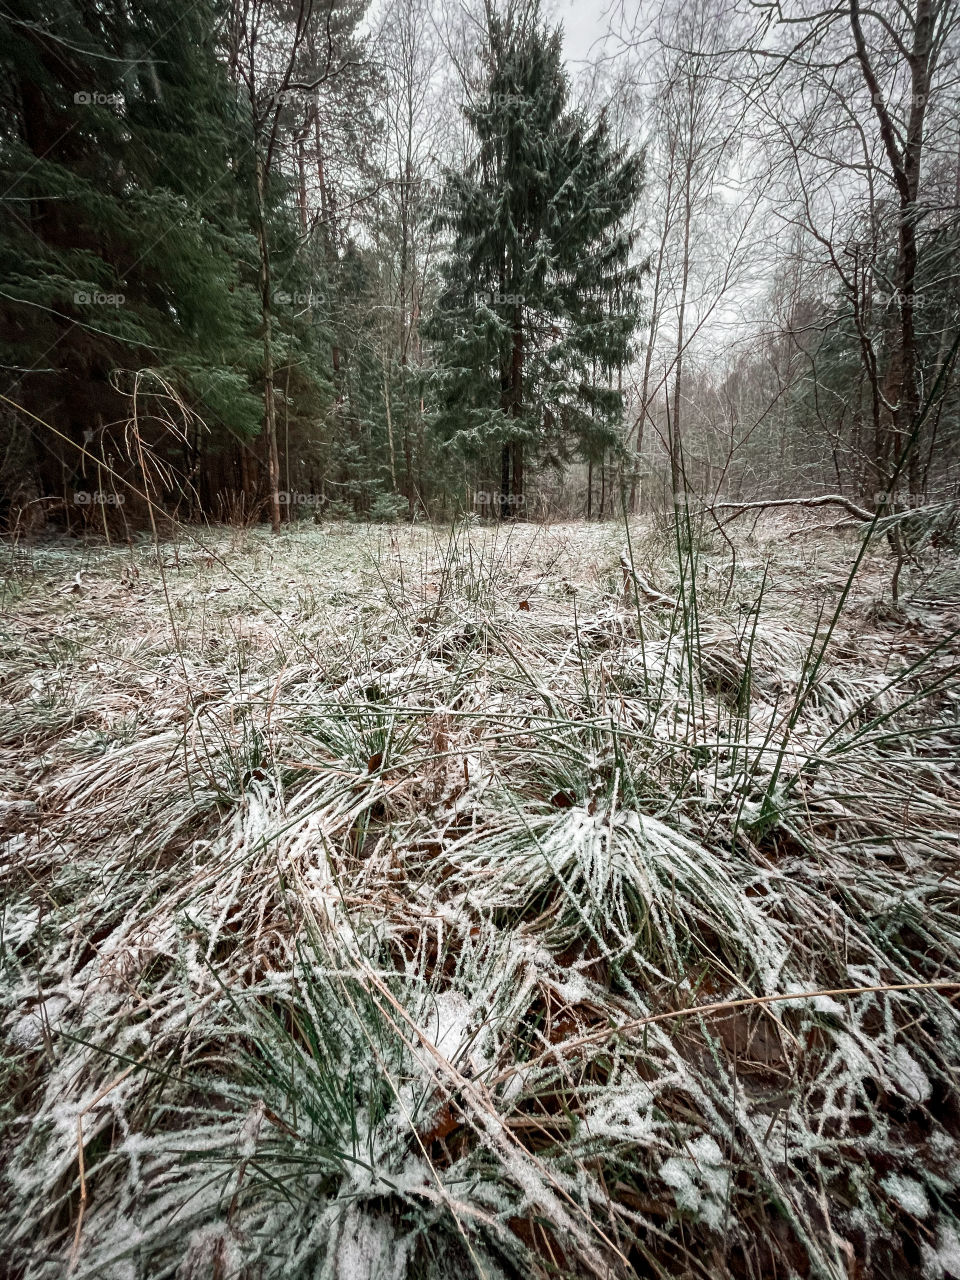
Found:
<box><xmin>3</xmin><ymin>0</ymin><xmax>960</xmax><ymax>1271</ymax></box>
<box><xmin>1</xmin><ymin>516</ymin><xmax>958</xmax><ymax>1278</ymax></box>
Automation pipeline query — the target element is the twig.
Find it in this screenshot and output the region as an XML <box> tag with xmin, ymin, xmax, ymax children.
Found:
<box><xmin>492</xmin><ymin>980</ymin><xmax>960</xmax><ymax>1085</ymax></box>
<box><xmin>69</xmin><ymin>1060</ymin><xmax>141</xmax><ymax>1272</ymax></box>
<box><xmin>785</xmin><ymin>518</ymin><xmax>863</xmax><ymax>538</ymax></box>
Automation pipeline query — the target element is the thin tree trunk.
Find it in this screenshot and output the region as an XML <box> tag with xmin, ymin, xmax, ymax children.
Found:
<box><xmin>254</xmin><ymin>154</ymin><xmax>282</xmax><ymax>534</ymax></box>
<box><xmin>630</xmin><ymin>164</ymin><xmax>674</xmax><ymax>511</ymax></box>
<box><xmin>672</xmin><ymin>169</ymin><xmax>693</xmax><ymax>507</ymax></box>
<box><xmin>382</xmin><ymin>342</ymin><xmax>397</xmax><ymax>492</ymax></box>
<box><xmin>508</xmin><ymin>310</ymin><xmax>523</xmax><ymax>516</ymax></box>
<box><xmin>284</xmin><ymin>361</ymin><xmax>292</xmax><ymax>505</ymax></box>
<box><xmin>297</xmin><ymin>136</ymin><xmax>308</xmax><ymax>235</ymax></box>
<box><xmin>851</xmin><ymin>0</ymin><xmax>932</xmax><ymax>503</ymax></box>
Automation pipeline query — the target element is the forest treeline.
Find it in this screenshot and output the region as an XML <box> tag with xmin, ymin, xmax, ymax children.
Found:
<box><xmin>1</xmin><ymin>0</ymin><xmax>959</xmax><ymax>532</ymax></box>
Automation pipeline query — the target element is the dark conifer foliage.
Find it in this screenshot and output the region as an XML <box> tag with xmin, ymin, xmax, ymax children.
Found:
<box><xmin>0</xmin><ymin>0</ymin><xmax>267</xmax><ymax>520</ymax></box>
<box><xmin>0</xmin><ymin>0</ymin><xmax>365</xmax><ymax>527</ymax></box>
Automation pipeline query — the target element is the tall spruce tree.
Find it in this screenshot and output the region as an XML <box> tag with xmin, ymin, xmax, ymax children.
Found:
<box><xmin>427</xmin><ymin>0</ymin><xmax>643</xmax><ymax>516</ymax></box>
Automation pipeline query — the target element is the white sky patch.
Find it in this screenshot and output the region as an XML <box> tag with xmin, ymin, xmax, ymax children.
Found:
<box><xmin>554</xmin><ymin>0</ymin><xmax>612</xmax><ymax>68</ymax></box>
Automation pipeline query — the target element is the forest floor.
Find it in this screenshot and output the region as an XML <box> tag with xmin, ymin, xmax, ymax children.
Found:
<box><xmin>1</xmin><ymin>516</ymin><xmax>959</xmax><ymax>1280</ymax></box>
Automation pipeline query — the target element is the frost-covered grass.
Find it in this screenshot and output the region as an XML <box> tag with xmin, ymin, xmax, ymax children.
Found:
<box><xmin>1</xmin><ymin>515</ymin><xmax>959</xmax><ymax>1279</ymax></box>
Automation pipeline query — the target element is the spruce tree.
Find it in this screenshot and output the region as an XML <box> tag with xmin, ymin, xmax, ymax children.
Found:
<box><xmin>427</xmin><ymin>0</ymin><xmax>643</xmax><ymax>516</ymax></box>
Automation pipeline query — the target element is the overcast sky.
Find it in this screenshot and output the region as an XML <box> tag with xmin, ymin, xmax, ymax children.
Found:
<box><xmin>554</xmin><ymin>0</ymin><xmax>616</xmax><ymax>70</ymax></box>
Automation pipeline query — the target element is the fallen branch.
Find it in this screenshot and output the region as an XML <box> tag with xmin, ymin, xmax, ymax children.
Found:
<box><xmin>708</xmin><ymin>495</ymin><xmax>875</xmax><ymax>523</ymax></box>
<box><xmin>619</xmin><ymin>549</ymin><xmax>676</xmax><ymax>608</ymax></box>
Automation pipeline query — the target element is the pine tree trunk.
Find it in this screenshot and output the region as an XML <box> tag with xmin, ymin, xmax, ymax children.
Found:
<box><xmin>315</xmin><ymin>125</ymin><xmax>342</xmax><ymax>379</ymax></box>
<box><xmin>507</xmin><ymin>311</ymin><xmax>523</xmax><ymax>517</ymax></box>
<box><xmin>239</xmin><ymin>446</ymin><xmax>254</xmax><ymax>519</ymax></box>
<box><xmin>254</xmin><ymin>154</ymin><xmax>282</xmax><ymax>535</ymax></box>
<box><xmin>297</xmin><ymin>137</ymin><xmax>308</xmax><ymax>235</ymax></box>
<box><xmin>510</xmin><ymin>440</ymin><xmax>523</xmax><ymax>515</ymax></box>
<box><xmin>404</xmin><ymin>420</ymin><xmax>414</xmax><ymax>513</ymax></box>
